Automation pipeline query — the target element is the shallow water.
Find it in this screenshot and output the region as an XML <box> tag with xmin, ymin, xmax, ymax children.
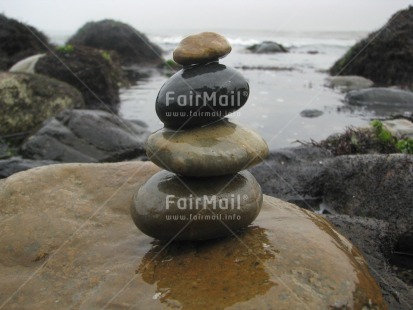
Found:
<box><xmin>119</xmin><ymin>31</ymin><xmax>409</xmax><ymax>150</ymax></box>
<box><xmin>120</xmin><ymin>70</ymin><xmax>362</xmax><ymax>149</ymax></box>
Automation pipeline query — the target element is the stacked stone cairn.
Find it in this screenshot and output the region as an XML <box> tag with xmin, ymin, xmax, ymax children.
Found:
<box><xmin>131</xmin><ymin>32</ymin><xmax>269</xmax><ymax>240</ymax></box>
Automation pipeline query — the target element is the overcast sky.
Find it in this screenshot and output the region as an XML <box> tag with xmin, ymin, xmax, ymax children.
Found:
<box><xmin>2</xmin><ymin>0</ymin><xmax>412</xmax><ymax>34</ymax></box>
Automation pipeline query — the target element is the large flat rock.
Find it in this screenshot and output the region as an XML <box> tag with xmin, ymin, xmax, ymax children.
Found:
<box><xmin>0</xmin><ymin>162</ymin><xmax>385</xmax><ymax>309</ymax></box>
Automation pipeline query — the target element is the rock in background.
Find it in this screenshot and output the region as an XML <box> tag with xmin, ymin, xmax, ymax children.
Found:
<box><xmin>345</xmin><ymin>87</ymin><xmax>413</xmax><ymax>110</ymax></box>
<box><xmin>330</xmin><ymin>6</ymin><xmax>413</xmax><ymax>88</ymax></box>
<box><xmin>246</xmin><ymin>41</ymin><xmax>288</xmax><ymax>54</ymax></box>
<box><xmin>21</xmin><ymin>109</ymin><xmax>149</xmax><ymax>163</ymax></box>
<box><xmin>35</xmin><ymin>46</ymin><xmax>124</xmax><ymax>113</ymax></box>
<box><xmin>3</xmin><ymin>17</ymin><xmax>166</xmax><ymax>113</ymax></box>
<box><xmin>382</xmin><ymin>119</ymin><xmax>413</xmax><ymax>140</ymax></box>
<box><xmin>250</xmin><ymin>146</ymin><xmax>332</xmax><ymax>209</ymax></box>
<box><xmin>0</xmin><ymin>14</ymin><xmax>50</xmax><ymax>71</ymax></box>
<box><xmin>323</xmin><ymin>154</ymin><xmax>413</xmax><ymax>242</ymax></box>
<box><xmin>0</xmin><ymin>157</ymin><xmax>57</xmax><ymax>179</ymax></box>
<box><xmin>252</xmin><ymin>148</ymin><xmax>413</xmax><ymax>308</ymax></box>
<box><xmin>253</xmin><ymin>149</ymin><xmax>413</xmax><ymax>245</ymax></box>
<box><xmin>0</xmin><ymin>16</ymin><xmax>163</xmax><ymax>179</ymax></box>
<box><xmin>67</xmin><ymin>19</ymin><xmax>164</xmax><ymax>66</ymax></box>
<box><xmin>0</xmin><ymin>72</ymin><xmax>84</xmax><ymax>138</ymax></box>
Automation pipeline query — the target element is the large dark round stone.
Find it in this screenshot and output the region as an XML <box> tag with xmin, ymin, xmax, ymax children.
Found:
<box><xmin>155</xmin><ymin>62</ymin><xmax>249</xmax><ymax>129</ymax></box>
<box><xmin>131</xmin><ymin>170</ymin><xmax>263</xmax><ymax>241</ymax></box>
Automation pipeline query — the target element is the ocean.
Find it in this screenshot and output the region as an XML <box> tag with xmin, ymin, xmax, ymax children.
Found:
<box><xmin>51</xmin><ymin>29</ymin><xmax>401</xmax><ymax>150</ymax></box>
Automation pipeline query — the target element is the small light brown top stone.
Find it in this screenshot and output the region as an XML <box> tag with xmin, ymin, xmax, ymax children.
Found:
<box><xmin>173</xmin><ymin>32</ymin><xmax>232</xmax><ymax>66</ymax></box>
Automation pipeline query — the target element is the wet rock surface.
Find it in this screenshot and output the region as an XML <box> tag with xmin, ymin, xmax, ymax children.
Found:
<box><xmin>0</xmin><ymin>162</ymin><xmax>385</xmax><ymax>309</ymax></box>
<box><xmin>155</xmin><ymin>61</ymin><xmax>249</xmax><ymax>128</ymax></box>
<box><xmin>22</xmin><ymin>109</ymin><xmax>149</xmax><ymax>163</ymax></box>
<box><xmin>147</xmin><ymin>119</ymin><xmax>269</xmax><ymax>177</ymax></box>
<box><xmin>131</xmin><ymin>170</ymin><xmax>263</xmax><ymax>240</ymax></box>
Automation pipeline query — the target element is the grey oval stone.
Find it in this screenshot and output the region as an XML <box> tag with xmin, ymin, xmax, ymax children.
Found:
<box><xmin>130</xmin><ymin>170</ymin><xmax>263</xmax><ymax>241</ymax></box>
<box><xmin>345</xmin><ymin>87</ymin><xmax>413</xmax><ymax>106</ymax></box>
<box><xmin>300</xmin><ymin>109</ymin><xmax>323</xmax><ymax>118</ymax></box>
<box><xmin>146</xmin><ymin>120</ymin><xmax>269</xmax><ymax>177</ymax></box>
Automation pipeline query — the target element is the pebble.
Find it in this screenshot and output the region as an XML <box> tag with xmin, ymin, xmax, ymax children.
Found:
<box><xmin>173</xmin><ymin>32</ymin><xmax>231</xmax><ymax>66</ymax></box>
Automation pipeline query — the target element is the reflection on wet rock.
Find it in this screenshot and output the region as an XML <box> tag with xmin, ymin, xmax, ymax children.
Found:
<box><xmin>138</xmin><ymin>227</ymin><xmax>277</xmax><ymax>309</ymax></box>
<box><xmin>0</xmin><ymin>162</ymin><xmax>386</xmax><ymax>309</ymax></box>
<box><xmin>133</xmin><ymin>195</ymin><xmax>387</xmax><ymax>309</ymax></box>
